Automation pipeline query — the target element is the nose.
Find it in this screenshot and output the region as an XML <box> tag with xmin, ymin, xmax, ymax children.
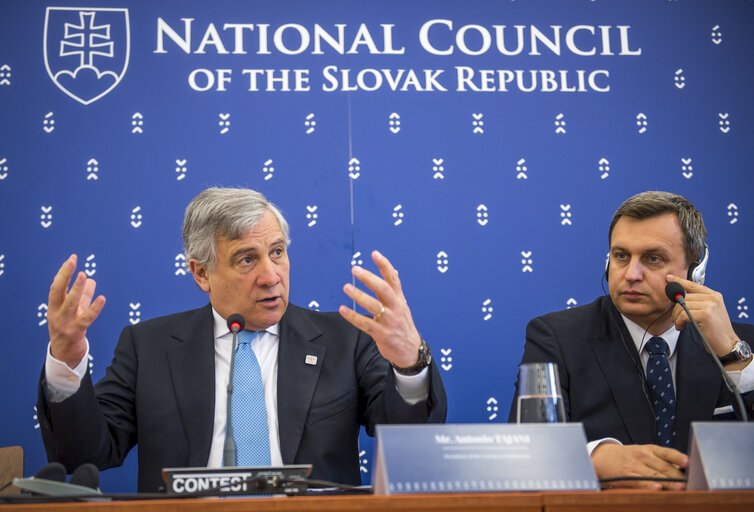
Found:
<box><xmin>623</xmin><ymin>257</ymin><xmax>644</xmax><ymax>282</ymax></box>
<box><xmin>256</xmin><ymin>256</ymin><xmax>280</xmax><ymax>287</ymax></box>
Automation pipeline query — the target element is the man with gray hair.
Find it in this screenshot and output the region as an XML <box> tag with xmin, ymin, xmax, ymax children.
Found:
<box><xmin>37</xmin><ymin>187</ymin><xmax>447</xmax><ymax>492</ymax></box>
<box><xmin>509</xmin><ymin>191</ymin><xmax>753</xmax><ymax>490</ymax></box>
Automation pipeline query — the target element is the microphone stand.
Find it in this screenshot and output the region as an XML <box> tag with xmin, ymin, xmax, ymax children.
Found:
<box><xmin>223</xmin><ymin>321</ymin><xmax>242</xmax><ymax>466</ymax></box>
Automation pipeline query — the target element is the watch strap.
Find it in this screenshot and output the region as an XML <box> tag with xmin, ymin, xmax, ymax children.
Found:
<box><xmin>391</xmin><ymin>340</ymin><xmax>432</xmax><ymax>376</ymax></box>
<box><xmin>719</xmin><ymin>340</ymin><xmax>752</xmax><ymax>365</ymax></box>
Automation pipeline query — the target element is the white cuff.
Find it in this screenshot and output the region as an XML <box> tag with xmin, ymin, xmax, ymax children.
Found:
<box><xmin>393</xmin><ymin>367</ymin><xmax>430</xmax><ymax>405</ymax></box>
<box><xmin>726</xmin><ymin>359</ymin><xmax>754</xmax><ymax>393</ymax></box>
<box><xmin>44</xmin><ymin>340</ymin><xmax>90</xmax><ymax>403</ymax></box>
<box><xmin>587</xmin><ymin>437</ymin><xmax>622</xmax><ymax>456</ymax></box>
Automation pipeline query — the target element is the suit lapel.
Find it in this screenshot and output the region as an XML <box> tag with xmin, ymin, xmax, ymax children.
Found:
<box><xmin>276</xmin><ymin>305</ymin><xmax>325</xmax><ymax>464</ymax></box>
<box><xmin>674</xmin><ymin>328</ymin><xmax>720</xmax><ymax>451</ymax></box>
<box><xmin>165</xmin><ymin>304</ymin><xmax>216</xmax><ymax>466</ymax></box>
<box><xmin>588</xmin><ymin>299</ymin><xmax>657</xmax><ymax>444</ymax></box>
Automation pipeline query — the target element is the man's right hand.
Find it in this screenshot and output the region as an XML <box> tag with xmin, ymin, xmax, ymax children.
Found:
<box><xmin>48</xmin><ymin>254</ymin><xmax>106</xmax><ymax>368</ymax></box>
<box><xmin>591</xmin><ymin>443</ymin><xmax>687</xmax><ymax>490</ymax></box>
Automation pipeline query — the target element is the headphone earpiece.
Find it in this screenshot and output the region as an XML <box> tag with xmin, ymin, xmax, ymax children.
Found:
<box><xmin>687</xmin><ymin>244</ymin><xmax>709</xmax><ymax>285</ymax></box>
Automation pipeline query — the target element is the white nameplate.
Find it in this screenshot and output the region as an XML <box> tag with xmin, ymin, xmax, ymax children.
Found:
<box><xmin>373</xmin><ymin>423</ymin><xmax>598</xmax><ymax>494</ymax></box>
<box><xmin>687</xmin><ymin>422</ymin><xmax>754</xmax><ymax>490</ymax></box>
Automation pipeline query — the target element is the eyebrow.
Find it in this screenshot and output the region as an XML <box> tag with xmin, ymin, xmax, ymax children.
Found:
<box><xmin>230</xmin><ymin>246</ymin><xmax>259</xmax><ymax>262</ymax></box>
<box><xmin>610</xmin><ymin>245</ymin><xmax>671</xmax><ymax>255</ymax></box>
<box><xmin>229</xmin><ymin>237</ymin><xmax>286</xmax><ymax>261</ymax></box>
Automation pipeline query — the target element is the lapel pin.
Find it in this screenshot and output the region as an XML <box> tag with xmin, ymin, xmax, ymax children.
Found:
<box><xmin>305</xmin><ymin>354</ymin><xmax>318</xmax><ymax>366</ymax></box>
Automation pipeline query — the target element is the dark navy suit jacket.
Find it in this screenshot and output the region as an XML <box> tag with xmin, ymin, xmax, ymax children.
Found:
<box><xmin>508</xmin><ymin>296</ymin><xmax>753</xmax><ymax>452</ymax></box>
<box><xmin>38</xmin><ymin>303</ymin><xmax>447</xmax><ymax>491</ymax></box>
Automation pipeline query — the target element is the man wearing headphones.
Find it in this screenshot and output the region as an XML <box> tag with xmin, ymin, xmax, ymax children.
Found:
<box><xmin>508</xmin><ymin>191</ymin><xmax>753</xmax><ymax>489</ymax></box>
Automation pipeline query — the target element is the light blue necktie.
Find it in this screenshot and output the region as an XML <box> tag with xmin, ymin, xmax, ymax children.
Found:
<box><xmin>645</xmin><ymin>336</ymin><xmax>677</xmax><ymax>448</ymax></box>
<box><xmin>229</xmin><ymin>330</ymin><xmax>271</xmax><ymax>466</ymax></box>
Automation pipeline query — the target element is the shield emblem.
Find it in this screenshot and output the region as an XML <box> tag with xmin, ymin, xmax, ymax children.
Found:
<box><xmin>44</xmin><ymin>7</ymin><xmax>130</xmax><ymax>105</ymax></box>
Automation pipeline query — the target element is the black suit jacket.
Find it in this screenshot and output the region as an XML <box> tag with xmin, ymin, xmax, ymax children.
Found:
<box><xmin>38</xmin><ymin>303</ymin><xmax>447</xmax><ymax>491</ymax></box>
<box><xmin>508</xmin><ymin>296</ymin><xmax>753</xmax><ymax>452</ymax></box>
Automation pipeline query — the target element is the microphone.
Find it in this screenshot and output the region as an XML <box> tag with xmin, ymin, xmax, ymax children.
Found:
<box><xmin>33</xmin><ymin>462</ymin><xmax>65</xmax><ymax>483</ymax></box>
<box><xmin>227</xmin><ymin>314</ymin><xmax>244</xmax><ymax>334</ymax></box>
<box><xmin>665</xmin><ymin>282</ymin><xmax>748</xmax><ymax>422</ymax></box>
<box><xmin>665</xmin><ymin>281</ymin><xmax>686</xmax><ymax>304</ymax></box>
<box><xmin>11</xmin><ymin>462</ymin><xmax>64</xmax><ymax>495</ymax></box>
<box><xmin>12</xmin><ymin>463</ymin><xmax>102</xmax><ymax>497</ymax></box>
<box><xmin>223</xmin><ymin>313</ymin><xmax>245</xmax><ymax>466</ymax></box>
<box><xmin>69</xmin><ymin>463</ymin><xmax>100</xmax><ymax>491</ymax></box>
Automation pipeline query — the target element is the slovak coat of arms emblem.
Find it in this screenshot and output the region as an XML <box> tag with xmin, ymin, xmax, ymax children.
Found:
<box><xmin>44</xmin><ymin>7</ymin><xmax>130</xmax><ymax>105</ymax></box>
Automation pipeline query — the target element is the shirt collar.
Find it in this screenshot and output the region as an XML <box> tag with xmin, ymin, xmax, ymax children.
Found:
<box><xmin>620</xmin><ymin>313</ymin><xmax>680</xmax><ymax>357</ymax></box>
<box><xmin>211</xmin><ymin>307</ymin><xmax>279</xmax><ymax>340</ymax></box>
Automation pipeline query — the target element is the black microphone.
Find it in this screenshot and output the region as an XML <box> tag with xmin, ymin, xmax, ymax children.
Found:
<box><xmin>9</xmin><ymin>462</ymin><xmax>65</xmax><ymax>495</ymax></box>
<box><xmin>227</xmin><ymin>314</ymin><xmax>245</xmax><ymax>334</ymax></box>
<box><xmin>665</xmin><ymin>282</ymin><xmax>748</xmax><ymax>422</ymax></box>
<box><xmin>33</xmin><ymin>462</ymin><xmax>66</xmax><ymax>483</ymax></box>
<box><xmin>665</xmin><ymin>281</ymin><xmax>686</xmax><ymax>304</ymax></box>
<box><xmin>69</xmin><ymin>463</ymin><xmax>100</xmax><ymax>491</ymax></box>
<box><xmin>12</xmin><ymin>463</ymin><xmax>102</xmax><ymax>497</ymax></box>
<box><xmin>223</xmin><ymin>314</ymin><xmax>245</xmax><ymax>466</ymax></box>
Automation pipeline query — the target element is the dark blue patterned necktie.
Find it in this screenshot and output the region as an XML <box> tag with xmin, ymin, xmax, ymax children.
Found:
<box><xmin>644</xmin><ymin>336</ymin><xmax>677</xmax><ymax>447</ymax></box>
<box><xmin>229</xmin><ymin>330</ymin><xmax>271</xmax><ymax>466</ymax></box>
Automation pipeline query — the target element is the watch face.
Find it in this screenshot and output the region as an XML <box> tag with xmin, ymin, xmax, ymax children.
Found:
<box><xmin>739</xmin><ymin>341</ymin><xmax>752</xmax><ymax>359</ymax></box>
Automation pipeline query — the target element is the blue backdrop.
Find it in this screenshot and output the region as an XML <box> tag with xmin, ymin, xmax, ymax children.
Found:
<box><xmin>1</xmin><ymin>0</ymin><xmax>753</xmax><ymax>492</ymax></box>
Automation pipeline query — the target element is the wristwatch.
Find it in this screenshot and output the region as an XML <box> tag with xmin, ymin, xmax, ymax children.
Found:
<box><xmin>391</xmin><ymin>339</ymin><xmax>432</xmax><ymax>376</ymax></box>
<box><xmin>719</xmin><ymin>340</ymin><xmax>753</xmax><ymax>365</ymax></box>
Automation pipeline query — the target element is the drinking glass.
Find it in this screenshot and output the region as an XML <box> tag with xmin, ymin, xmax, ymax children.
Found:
<box><xmin>516</xmin><ymin>362</ymin><xmax>566</xmax><ymax>423</ymax></box>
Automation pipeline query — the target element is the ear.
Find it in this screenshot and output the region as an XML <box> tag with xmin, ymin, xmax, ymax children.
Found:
<box><xmin>189</xmin><ymin>259</ymin><xmax>211</xmax><ymax>293</ymax></box>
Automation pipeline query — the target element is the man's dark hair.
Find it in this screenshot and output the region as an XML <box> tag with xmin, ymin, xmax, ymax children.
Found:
<box><xmin>609</xmin><ymin>191</ymin><xmax>706</xmax><ymax>265</ymax></box>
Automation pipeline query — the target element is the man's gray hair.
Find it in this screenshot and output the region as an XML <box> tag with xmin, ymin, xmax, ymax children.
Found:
<box><xmin>609</xmin><ymin>191</ymin><xmax>706</xmax><ymax>266</ymax></box>
<box><xmin>183</xmin><ymin>187</ymin><xmax>290</xmax><ymax>269</ymax></box>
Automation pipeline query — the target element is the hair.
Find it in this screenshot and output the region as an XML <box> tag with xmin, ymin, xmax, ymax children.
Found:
<box><xmin>608</xmin><ymin>191</ymin><xmax>706</xmax><ymax>265</ymax></box>
<box><xmin>182</xmin><ymin>187</ymin><xmax>290</xmax><ymax>269</ymax></box>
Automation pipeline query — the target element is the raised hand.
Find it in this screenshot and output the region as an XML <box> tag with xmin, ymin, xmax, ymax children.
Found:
<box><xmin>339</xmin><ymin>251</ymin><xmax>422</xmax><ymax>368</ymax></box>
<box><xmin>47</xmin><ymin>254</ymin><xmax>106</xmax><ymax>368</ymax></box>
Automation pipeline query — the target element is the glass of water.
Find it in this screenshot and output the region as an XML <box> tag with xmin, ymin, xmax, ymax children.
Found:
<box><xmin>516</xmin><ymin>362</ymin><xmax>566</xmax><ymax>423</ymax></box>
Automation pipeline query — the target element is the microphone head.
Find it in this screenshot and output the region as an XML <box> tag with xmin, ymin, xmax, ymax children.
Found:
<box><xmin>69</xmin><ymin>463</ymin><xmax>100</xmax><ymax>491</ymax></box>
<box><xmin>665</xmin><ymin>282</ymin><xmax>686</xmax><ymax>303</ymax></box>
<box><xmin>227</xmin><ymin>313</ymin><xmax>245</xmax><ymax>333</ymax></box>
<box><xmin>34</xmin><ymin>462</ymin><xmax>66</xmax><ymax>482</ymax></box>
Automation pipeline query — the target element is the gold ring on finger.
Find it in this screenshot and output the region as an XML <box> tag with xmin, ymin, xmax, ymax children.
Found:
<box><xmin>373</xmin><ymin>303</ymin><xmax>385</xmax><ymax>322</ymax></box>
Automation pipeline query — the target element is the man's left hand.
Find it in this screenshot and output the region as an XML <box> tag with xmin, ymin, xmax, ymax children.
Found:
<box><xmin>666</xmin><ymin>274</ymin><xmax>740</xmax><ymax>360</ymax></box>
<box><xmin>339</xmin><ymin>251</ymin><xmax>422</xmax><ymax>368</ymax></box>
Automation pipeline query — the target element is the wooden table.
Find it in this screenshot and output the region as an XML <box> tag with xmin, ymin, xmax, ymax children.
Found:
<box><xmin>544</xmin><ymin>490</ymin><xmax>754</xmax><ymax>512</ymax></box>
<box><xmin>0</xmin><ymin>490</ymin><xmax>752</xmax><ymax>512</ymax></box>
